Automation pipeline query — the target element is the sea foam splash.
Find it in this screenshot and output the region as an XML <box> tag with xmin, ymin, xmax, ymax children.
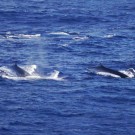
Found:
<box><xmin>0</xmin><ymin>65</ymin><xmax>64</xmax><ymax>81</ymax></box>
<box><xmin>49</xmin><ymin>32</ymin><xmax>70</xmax><ymax>36</ymax></box>
<box><xmin>4</xmin><ymin>32</ymin><xmax>41</xmax><ymax>39</ymax></box>
<box><xmin>104</xmin><ymin>34</ymin><xmax>116</xmax><ymax>38</ymax></box>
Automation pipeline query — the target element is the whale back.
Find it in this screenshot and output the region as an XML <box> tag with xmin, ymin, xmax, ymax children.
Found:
<box><xmin>13</xmin><ymin>64</ymin><xmax>30</xmax><ymax>77</ymax></box>
<box><xmin>96</xmin><ymin>65</ymin><xmax>129</xmax><ymax>78</ymax></box>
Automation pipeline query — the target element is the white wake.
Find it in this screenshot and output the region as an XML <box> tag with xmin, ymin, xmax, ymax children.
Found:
<box><xmin>5</xmin><ymin>32</ymin><xmax>41</xmax><ymax>39</ymax></box>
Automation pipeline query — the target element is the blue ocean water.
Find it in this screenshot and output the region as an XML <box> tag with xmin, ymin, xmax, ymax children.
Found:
<box><xmin>0</xmin><ymin>0</ymin><xmax>135</xmax><ymax>135</ymax></box>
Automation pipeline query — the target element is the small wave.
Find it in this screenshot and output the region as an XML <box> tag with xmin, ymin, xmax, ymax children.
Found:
<box><xmin>4</xmin><ymin>32</ymin><xmax>41</xmax><ymax>39</ymax></box>
<box><xmin>49</xmin><ymin>32</ymin><xmax>70</xmax><ymax>36</ymax></box>
<box><xmin>103</xmin><ymin>34</ymin><xmax>128</xmax><ymax>39</ymax></box>
<box><xmin>7</xmin><ymin>34</ymin><xmax>41</xmax><ymax>39</ymax></box>
<box><xmin>104</xmin><ymin>34</ymin><xmax>116</xmax><ymax>38</ymax></box>
<box><xmin>60</xmin><ymin>44</ymin><xmax>69</xmax><ymax>47</ymax></box>
<box><xmin>2</xmin><ymin>75</ymin><xmax>42</xmax><ymax>81</ymax></box>
<box><xmin>73</xmin><ymin>36</ymin><xmax>89</xmax><ymax>41</ymax></box>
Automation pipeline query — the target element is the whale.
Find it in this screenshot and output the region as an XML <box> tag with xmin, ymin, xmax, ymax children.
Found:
<box><xmin>12</xmin><ymin>64</ymin><xmax>30</xmax><ymax>77</ymax></box>
<box><xmin>96</xmin><ymin>64</ymin><xmax>129</xmax><ymax>78</ymax></box>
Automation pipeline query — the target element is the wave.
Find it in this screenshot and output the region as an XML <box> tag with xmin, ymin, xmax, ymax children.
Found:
<box><xmin>103</xmin><ymin>34</ymin><xmax>128</xmax><ymax>39</ymax></box>
<box><xmin>104</xmin><ymin>34</ymin><xmax>116</xmax><ymax>38</ymax></box>
<box><xmin>48</xmin><ymin>32</ymin><xmax>70</xmax><ymax>36</ymax></box>
<box><xmin>0</xmin><ymin>65</ymin><xmax>64</xmax><ymax>81</ymax></box>
<box><xmin>2</xmin><ymin>32</ymin><xmax>41</xmax><ymax>39</ymax></box>
<box><xmin>72</xmin><ymin>36</ymin><xmax>89</xmax><ymax>41</ymax></box>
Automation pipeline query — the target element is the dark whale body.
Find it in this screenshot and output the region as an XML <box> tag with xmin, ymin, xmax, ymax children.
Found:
<box><xmin>12</xmin><ymin>64</ymin><xmax>30</xmax><ymax>77</ymax></box>
<box><xmin>96</xmin><ymin>65</ymin><xmax>129</xmax><ymax>78</ymax></box>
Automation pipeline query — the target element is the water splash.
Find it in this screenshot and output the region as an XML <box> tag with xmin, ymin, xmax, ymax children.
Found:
<box><xmin>49</xmin><ymin>32</ymin><xmax>70</xmax><ymax>36</ymax></box>
<box><xmin>0</xmin><ymin>65</ymin><xmax>64</xmax><ymax>81</ymax></box>
<box><xmin>4</xmin><ymin>32</ymin><xmax>41</xmax><ymax>39</ymax></box>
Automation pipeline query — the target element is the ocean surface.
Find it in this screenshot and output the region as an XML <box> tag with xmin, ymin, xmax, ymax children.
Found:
<box><xmin>0</xmin><ymin>0</ymin><xmax>135</xmax><ymax>135</ymax></box>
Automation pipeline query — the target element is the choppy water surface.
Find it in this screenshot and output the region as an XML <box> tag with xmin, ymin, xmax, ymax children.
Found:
<box><xmin>0</xmin><ymin>0</ymin><xmax>135</xmax><ymax>135</ymax></box>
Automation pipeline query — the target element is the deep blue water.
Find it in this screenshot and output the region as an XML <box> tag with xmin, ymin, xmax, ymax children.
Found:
<box><xmin>0</xmin><ymin>0</ymin><xmax>135</xmax><ymax>135</ymax></box>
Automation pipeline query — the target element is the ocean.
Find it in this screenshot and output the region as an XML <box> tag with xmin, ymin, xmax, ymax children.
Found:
<box><xmin>0</xmin><ymin>0</ymin><xmax>135</xmax><ymax>135</ymax></box>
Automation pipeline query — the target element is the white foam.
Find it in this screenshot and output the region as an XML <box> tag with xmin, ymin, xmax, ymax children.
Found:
<box><xmin>49</xmin><ymin>32</ymin><xmax>70</xmax><ymax>36</ymax></box>
<box><xmin>0</xmin><ymin>65</ymin><xmax>64</xmax><ymax>81</ymax></box>
<box><xmin>6</xmin><ymin>33</ymin><xmax>41</xmax><ymax>39</ymax></box>
<box><xmin>73</xmin><ymin>36</ymin><xmax>89</xmax><ymax>41</ymax></box>
<box><xmin>21</xmin><ymin>65</ymin><xmax>37</xmax><ymax>75</ymax></box>
<box><xmin>18</xmin><ymin>34</ymin><xmax>41</xmax><ymax>38</ymax></box>
<box><xmin>120</xmin><ymin>70</ymin><xmax>134</xmax><ymax>78</ymax></box>
<box><xmin>97</xmin><ymin>72</ymin><xmax>120</xmax><ymax>78</ymax></box>
<box><xmin>104</xmin><ymin>34</ymin><xmax>116</xmax><ymax>38</ymax></box>
<box><xmin>0</xmin><ymin>66</ymin><xmax>15</xmax><ymax>77</ymax></box>
<box><xmin>2</xmin><ymin>75</ymin><xmax>40</xmax><ymax>81</ymax></box>
<box><xmin>59</xmin><ymin>44</ymin><xmax>69</xmax><ymax>47</ymax></box>
<box><xmin>2</xmin><ymin>72</ymin><xmax>64</xmax><ymax>81</ymax></box>
<box><xmin>45</xmin><ymin>70</ymin><xmax>65</xmax><ymax>81</ymax></box>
